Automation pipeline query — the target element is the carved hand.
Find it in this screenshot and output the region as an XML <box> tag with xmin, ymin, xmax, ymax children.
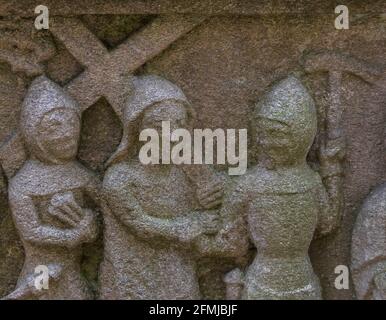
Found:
<box><xmin>199</xmin><ymin>211</ymin><xmax>221</xmax><ymax>235</ymax></box>
<box><xmin>318</xmin><ymin>136</ymin><xmax>345</xmax><ymax>178</ymax></box>
<box><xmin>48</xmin><ymin>192</ymin><xmax>97</xmax><ymax>242</ymax></box>
<box><xmin>48</xmin><ymin>192</ymin><xmax>84</xmax><ymax>228</ymax></box>
<box><xmin>196</xmin><ymin>180</ymin><xmax>224</xmax><ymax>209</ymax></box>
<box><xmin>194</xmin><ymin>216</ymin><xmax>248</xmax><ymax>258</ymax></box>
<box><xmin>179</xmin><ymin>211</ymin><xmax>220</xmax><ymax>245</ymax></box>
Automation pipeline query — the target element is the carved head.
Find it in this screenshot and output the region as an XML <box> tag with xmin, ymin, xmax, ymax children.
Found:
<box><xmin>106</xmin><ymin>75</ymin><xmax>195</xmax><ymax>166</ymax></box>
<box><xmin>21</xmin><ymin>76</ymin><xmax>80</xmax><ymax>164</ymax></box>
<box><xmin>253</xmin><ymin>75</ymin><xmax>317</xmax><ymax>167</ymax></box>
<box><xmin>140</xmin><ymin>101</ymin><xmax>188</xmax><ymax>135</ymax></box>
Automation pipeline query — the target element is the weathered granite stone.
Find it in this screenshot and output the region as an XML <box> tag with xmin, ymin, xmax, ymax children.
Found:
<box><xmin>0</xmin><ymin>1</ymin><xmax>385</xmax><ymax>300</ymax></box>
<box><xmin>100</xmin><ymin>75</ymin><xmax>224</xmax><ymax>299</ymax></box>
<box><xmin>352</xmin><ymin>183</ymin><xmax>386</xmax><ymax>300</ymax></box>
<box><xmin>195</xmin><ymin>75</ymin><xmax>344</xmax><ymax>299</ymax></box>
<box><xmin>3</xmin><ymin>76</ymin><xmax>100</xmax><ymax>299</ymax></box>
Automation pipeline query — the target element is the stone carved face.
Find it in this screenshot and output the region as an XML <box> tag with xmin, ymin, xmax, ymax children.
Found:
<box><xmin>37</xmin><ymin>108</ymin><xmax>80</xmax><ymax>162</ymax></box>
<box><xmin>105</xmin><ymin>76</ymin><xmax>194</xmax><ymax>167</ymax></box>
<box><xmin>139</xmin><ymin>101</ymin><xmax>188</xmax><ymax>159</ymax></box>
<box><xmin>253</xmin><ymin>76</ymin><xmax>317</xmax><ymax>168</ymax></box>
<box><xmin>20</xmin><ymin>76</ymin><xmax>81</xmax><ymax>165</ymax></box>
<box><xmin>255</xmin><ymin>116</ymin><xmax>293</xmax><ymax>165</ymax></box>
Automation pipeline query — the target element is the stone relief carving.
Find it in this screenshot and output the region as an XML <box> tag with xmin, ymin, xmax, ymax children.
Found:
<box><xmin>3</xmin><ymin>76</ymin><xmax>99</xmax><ymax>299</ymax></box>
<box><xmin>100</xmin><ymin>75</ymin><xmax>224</xmax><ymax>299</ymax></box>
<box><xmin>0</xmin><ymin>72</ymin><xmax>347</xmax><ymax>300</ymax></box>
<box><xmin>0</xmin><ymin>18</ymin><xmax>56</xmax><ymax>180</ymax></box>
<box><xmin>0</xmin><ymin>18</ymin><xmax>55</xmax><ymax>77</ymax></box>
<box><xmin>194</xmin><ymin>75</ymin><xmax>344</xmax><ymax>299</ymax></box>
<box><xmin>351</xmin><ymin>184</ymin><xmax>386</xmax><ymax>300</ymax></box>
<box><xmin>49</xmin><ymin>15</ymin><xmax>206</xmax><ymax>114</ymax></box>
<box><xmin>0</xmin><ymin>6</ymin><xmax>385</xmax><ymax>300</ymax></box>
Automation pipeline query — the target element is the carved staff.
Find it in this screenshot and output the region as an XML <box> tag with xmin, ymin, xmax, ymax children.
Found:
<box><xmin>304</xmin><ymin>51</ymin><xmax>381</xmax><ymax>235</ymax></box>
<box><xmin>304</xmin><ymin>51</ymin><xmax>380</xmax><ymax>142</ymax></box>
<box><xmin>304</xmin><ymin>51</ymin><xmax>382</xmax><ymax>179</ymax></box>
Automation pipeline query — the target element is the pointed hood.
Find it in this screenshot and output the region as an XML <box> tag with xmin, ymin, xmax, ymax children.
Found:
<box><xmin>21</xmin><ymin>76</ymin><xmax>80</xmax><ymax>163</ymax></box>
<box><xmin>254</xmin><ymin>75</ymin><xmax>317</xmax><ymax>162</ymax></box>
<box><xmin>106</xmin><ymin>75</ymin><xmax>195</xmax><ymax>167</ymax></box>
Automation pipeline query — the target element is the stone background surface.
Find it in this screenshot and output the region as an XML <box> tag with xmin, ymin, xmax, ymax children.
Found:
<box><xmin>1</xmin><ymin>1</ymin><xmax>386</xmax><ymax>299</ymax></box>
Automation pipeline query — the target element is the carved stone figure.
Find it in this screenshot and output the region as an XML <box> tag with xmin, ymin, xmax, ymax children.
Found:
<box><xmin>3</xmin><ymin>76</ymin><xmax>99</xmax><ymax>299</ymax></box>
<box><xmin>100</xmin><ymin>75</ymin><xmax>222</xmax><ymax>299</ymax></box>
<box><xmin>1</xmin><ymin>3</ymin><xmax>384</xmax><ymax>300</ymax></box>
<box><xmin>201</xmin><ymin>75</ymin><xmax>344</xmax><ymax>299</ymax></box>
<box><xmin>352</xmin><ymin>184</ymin><xmax>386</xmax><ymax>300</ymax></box>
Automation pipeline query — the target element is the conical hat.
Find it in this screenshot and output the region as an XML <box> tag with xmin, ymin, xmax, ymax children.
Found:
<box><xmin>254</xmin><ymin>75</ymin><xmax>317</xmax><ymax>160</ymax></box>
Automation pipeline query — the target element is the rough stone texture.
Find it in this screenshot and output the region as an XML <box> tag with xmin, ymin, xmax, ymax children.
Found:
<box><xmin>0</xmin><ymin>1</ymin><xmax>386</xmax><ymax>300</ymax></box>
<box><xmin>351</xmin><ymin>183</ymin><xmax>386</xmax><ymax>300</ymax></box>
<box><xmin>228</xmin><ymin>76</ymin><xmax>342</xmax><ymax>299</ymax></box>
<box><xmin>3</xmin><ymin>76</ymin><xmax>100</xmax><ymax>299</ymax></box>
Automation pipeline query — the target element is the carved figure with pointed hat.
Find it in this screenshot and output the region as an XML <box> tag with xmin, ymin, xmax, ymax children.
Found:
<box><xmin>100</xmin><ymin>75</ymin><xmax>223</xmax><ymax>299</ymax></box>
<box><xmin>201</xmin><ymin>75</ymin><xmax>344</xmax><ymax>299</ymax></box>
<box><xmin>3</xmin><ymin>76</ymin><xmax>100</xmax><ymax>300</ymax></box>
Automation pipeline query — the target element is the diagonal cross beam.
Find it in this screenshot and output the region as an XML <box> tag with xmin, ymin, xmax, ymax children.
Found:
<box><xmin>50</xmin><ymin>15</ymin><xmax>206</xmax><ymax>116</ymax></box>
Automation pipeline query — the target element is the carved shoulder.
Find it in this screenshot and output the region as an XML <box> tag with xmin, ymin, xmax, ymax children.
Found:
<box><xmin>225</xmin><ymin>175</ymin><xmax>250</xmax><ymax>203</ymax></box>
<box><xmin>104</xmin><ymin>163</ymin><xmax>130</xmax><ymax>189</ymax></box>
<box><xmin>360</xmin><ymin>183</ymin><xmax>386</xmax><ymax>213</ymax></box>
<box><xmin>353</xmin><ymin>183</ymin><xmax>386</xmax><ymax>245</ymax></box>
<box><xmin>8</xmin><ymin>164</ymin><xmax>30</xmax><ymax>198</ymax></box>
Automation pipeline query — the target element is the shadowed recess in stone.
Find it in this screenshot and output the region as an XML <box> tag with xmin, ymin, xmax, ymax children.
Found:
<box><xmin>78</xmin><ymin>97</ymin><xmax>123</xmax><ymax>173</ymax></box>
<box><xmin>81</xmin><ymin>15</ymin><xmax>155</xmax><ymax>50</ymax></box>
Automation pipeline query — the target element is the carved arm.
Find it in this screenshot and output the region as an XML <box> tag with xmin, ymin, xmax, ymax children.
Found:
<box><xmin>196</xmin><ymin>180</ymin><xmax>250</xmax><ymax>258</ymax></box>
<box><xmin>8</xmin><ymin>187</ymin><xmax>97</xmax><ymax>249</ymax></box>
<box><xmin>102</xmin><ymin>182</ymin><xmax>208</xmax><ymax>245</ymax></box>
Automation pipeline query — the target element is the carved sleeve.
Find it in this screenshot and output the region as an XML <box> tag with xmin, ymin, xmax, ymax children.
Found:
<box><xmin>102</xmin><ymin>179</ymin><xmax>203</xmax><ymax>244</ymax></box>
<box><xmin>84</xmin><ymin>173</ymin><xmax>102</xmax><ymax>207</ymax></box>
<box><xmin>197</xmin><ymin>179</ymin><xmax>250</xmax><ymax>258</ymax></box>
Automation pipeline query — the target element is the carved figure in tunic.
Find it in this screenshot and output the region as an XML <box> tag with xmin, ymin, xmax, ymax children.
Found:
<box><xmin>4</xmin><ymin>76</ymin><xmax>99</xmax><ymax>300</ymax></box>
<box><xmin>100</xmin><ymin>75</ymin><xmax>222</xmax><ymax>299</ymax></box>
<box><xmin>200</xmin><ymin>75</ymin><xmax>344</xmax><ymax>299</ymax></box>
